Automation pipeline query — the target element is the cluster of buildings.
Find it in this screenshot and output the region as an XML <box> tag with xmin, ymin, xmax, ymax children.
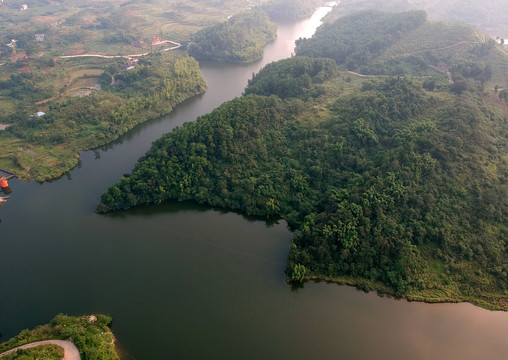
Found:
<box><xmin>125</xmin><ymin>58</ymin><xmax>139</xmax><ymax>71</ymax></box>
<box><xmin>131</xmin><ymin>36</ymin><xmax>164</xmax><ymax>48</ymax></box>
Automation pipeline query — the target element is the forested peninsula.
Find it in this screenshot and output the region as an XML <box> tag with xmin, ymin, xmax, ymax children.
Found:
<box><xmin>98</xmin><ymin>11</ymin><xmax>508</xmax><ymax>310</ymax></box>
<box><xmin>0</xmin><ymin>314</ymin><xmax>119</xmax><ymax>360</ymax></box>
<box><xmin>188</xmin><ymin>11</ymin><xmax>277</xmax><ymax>63</ymax></box>
<box><xmin>259</xmin><ymin>0</ymin><xmax>323</xmax><ymax>21</ymax></box>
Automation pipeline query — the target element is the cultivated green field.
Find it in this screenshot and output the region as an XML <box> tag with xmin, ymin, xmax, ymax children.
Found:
<box><xmin>0</xmin><ymin>0</ymin><xmax>273</xmax><ymax>180</ymax></box>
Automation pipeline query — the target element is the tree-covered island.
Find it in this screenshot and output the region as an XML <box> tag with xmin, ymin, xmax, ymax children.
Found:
<box><xmin>188</xmin><ymin>11</ymin><xmax>277</xmax><ymax>63</ymax></box>
<box><xmin>98</xmin><ymin>11</ymin><xmax>508</xmax><ymax>310</ymax></box>
<box><xmin>258</xmin><ymin>0</ymin><xmax>324</xmax><ymax>21</ymax></box>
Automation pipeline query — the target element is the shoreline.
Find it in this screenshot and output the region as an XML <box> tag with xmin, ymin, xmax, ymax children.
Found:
<box><xmin>296</xmin><ymin>275</ymin><xmax>508</xmax><ymax>311</ymax></box>
<box><xmin>1</xmin><ymin>87</ymin><xmax>207</xmax><ymax>182</ymax></box>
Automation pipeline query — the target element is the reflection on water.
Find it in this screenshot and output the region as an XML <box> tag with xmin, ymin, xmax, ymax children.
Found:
<box><xmin>1</xmin><ymin>6</ymin><xmax>508</xmax><ymax>360</ymax></box>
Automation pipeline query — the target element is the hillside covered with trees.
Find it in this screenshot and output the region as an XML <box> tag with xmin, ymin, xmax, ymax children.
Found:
<box><xmin>259</xmin><ymin>0</ymin><xmax>323</xmax><ymax>21</ymax></box>
<box><xmin>98</xmin><ymin>12</ymin><xmax>508</xmax><ymax>310</ymax></box>
<box><xmin>327</xmin><ymin>0</ymin><xmax>508</xmax><ymax>38</ymax></box>
<box><xmin>188</xmin><ymin>11</ymin><xmax>277</xmax><ymax>62</ymax></box>
<box><xmin>296</xmin><ymin>10</ymin><xmax>501</xmax><ymax>80</ymax></box>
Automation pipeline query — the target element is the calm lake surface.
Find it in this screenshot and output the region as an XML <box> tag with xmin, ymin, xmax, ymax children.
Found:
<box><xmin>1</xmin><ymin>6</ymin><xmax>508</xmax><ymax>360</ymax></box>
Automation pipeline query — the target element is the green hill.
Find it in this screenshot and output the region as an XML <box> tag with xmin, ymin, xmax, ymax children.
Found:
<box><xmin>327</xmin><ymin>0</ymin><xmax>508</xmax><ymax>37</ymax></box>
<box><xmin>259</xmin><ymin>0</ymin><xmax>323</xmax><ymax>21</ymax></box>
<box><xmin>296</xmin><ymin>10</ymin><xmax>501</xmax><ymax>81</ymax></box>
<box><xmin>98</xmin><ymin>12</ymin><xmax>508</xmax><ymax>310</ymax></box>
<box><xmin>188</xmin><ymin>11</ymin><xmax>277</xmax><ymax>62</ymax></box>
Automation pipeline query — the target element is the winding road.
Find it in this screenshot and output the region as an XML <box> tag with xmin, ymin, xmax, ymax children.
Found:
<box><xmin>0</xmin><ymin>340</ymin><xmax>80</xmax><ymax>360</ymax></box>
<box><xmin>60</xmin><ymin>40</ymin><xmax>181</xmax><ymax>59</ymax></box>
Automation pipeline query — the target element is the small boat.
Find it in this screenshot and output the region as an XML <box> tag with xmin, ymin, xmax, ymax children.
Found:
<box><xmin>0</xmin><ymin>176</ymin><xmax>12</xmax><ymax>194</ymax></box>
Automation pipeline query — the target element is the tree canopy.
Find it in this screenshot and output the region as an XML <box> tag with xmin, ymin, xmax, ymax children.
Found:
<box><xmin>98</xmin><ymin>12</ymin><xmax>508</xmax><ymax>309</ymax></box>
<box><xmin>188</xmin><ymin>11</ymin><xmax>277</xmax><ymax>62</ymax></box>
<box><xmin>259</xmin><ymin>0</ymin><xmax>322</xmax><ymax>21</ymax></box>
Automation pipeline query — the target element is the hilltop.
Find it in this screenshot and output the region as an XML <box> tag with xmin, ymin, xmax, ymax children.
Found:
<box><xmin>98</xmin><ymin>12</ymin><xmax>508</xmax><ymax>309</ymax></box>
<box><xmin>97</xmin><ymin>11</ymin><xmax>508</xmax><ymax>309</ymax></box>
<box><xmin>326</xmin><ymin>0</ymin><xmax>508</xmax><ymax>38</ymax></box>
<box><xmin>188</xmin><ymin>11</ymin><xmax>277</xmax><ymax>63</ymax></box>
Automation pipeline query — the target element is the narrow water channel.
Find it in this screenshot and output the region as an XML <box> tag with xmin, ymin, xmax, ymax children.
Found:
<box><xmin>1</xmin><ymin>6</ymin><xmax>507</xmax><ymax>360</ymax></box>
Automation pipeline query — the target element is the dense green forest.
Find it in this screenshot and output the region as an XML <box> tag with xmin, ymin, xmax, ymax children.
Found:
<box><xmin>259</xmin><ymin>0</ymin><xmax>323</xmax><ymax>21</ymax></box>
<box><xmin>188</xmin><ymin>11</ymin><xmax>277</xmax><ymax>62</ymax></box>
<box><xmin>98</xmin><ymin>12</ymin><xmax>508</xmax><ymax>309</ymax></box>
<box><xmin>244</xmin><ymin>56</ymin><xmax>337</xmax><ymax>98</ymax></box>
<box><xmin>295</xmin><ymin>10</ymin><xmax>497</xmax><ymax>80</ymax></box>
<box><xmin>0</xmin><ymin>314</ymin><xmax>118</xmax><ymax>360</ymax></box>
<box><xmin>296</xmin><ymin>10</ymin><xmax>429</xmax><ymax>71</ymax></box>
<box><xmin>0</xmin><ymin>53</ymin><xmax>206</xmax><ymax>181</ymax></box>
<box><xmin>327</xmin><ymin>0</ymin><xmax>508</xmax><ymax>37</ymax></box>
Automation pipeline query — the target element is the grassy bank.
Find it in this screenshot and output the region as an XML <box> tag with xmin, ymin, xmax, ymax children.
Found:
<box><xmin>0</xmin><ymin>314</ymin><xmax>119</xmax><ymax>360</ymax></box>
<box><xmin>300</xmin><ymin>273</ymin><xmax>508</xmax><ymax>311</ymax></box>
<box><xmin>0</xmin><ymin>344</ymin><xmax>64</xmax><ymax>360</ymax></box>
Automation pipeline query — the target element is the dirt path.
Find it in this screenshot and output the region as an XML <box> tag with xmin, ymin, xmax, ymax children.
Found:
<box><xmin>496</xmin><ymin>45</ymin><xmax>508</xmax><ymax>57</ymax></box>
<box><xmin>60</xmin><ymin>40</ymin><xmax>181</xmax><ymax>59</ymax></box>
<box><xmin>396</xmin><ymin>40</ymin><xmax>480</xmax><ymax>58</ymax></box>
<box><xmin>0</xmin><ymin>340</ymin><xmax>80</xmax><ymax>360</ymax></box>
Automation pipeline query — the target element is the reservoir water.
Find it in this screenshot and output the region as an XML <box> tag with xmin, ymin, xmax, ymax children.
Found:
<box><xmin>1</xmin><ymin>6</ymin><xmax>508</xmax><ymax>359</ymax></box>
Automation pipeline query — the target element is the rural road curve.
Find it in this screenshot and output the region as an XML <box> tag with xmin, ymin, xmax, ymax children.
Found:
<box><xmin>60</xmin><ymin>40</ymin><xmax>181</xmax><ymax>59</ymax></box>
<box><xmin>0</xmin><ymin>340</ymin><xmax>81</xmax><ymax>360</ymax></box>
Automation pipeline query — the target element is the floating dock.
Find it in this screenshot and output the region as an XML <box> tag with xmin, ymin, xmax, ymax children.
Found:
<box><xmin>0</xmin><ymin>167</ymin><xmax>15</xmax><ymax>180</ymax></box>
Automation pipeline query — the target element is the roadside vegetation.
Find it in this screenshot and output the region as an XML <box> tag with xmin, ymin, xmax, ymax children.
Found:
<box><xmin>0</xmin><ymin>344</ymin><xmax>63</xmax><ymax>360</ymax></box>
<box><xmin>98</xmin><ymin>11</ymin><xmax>508</xmax><ymax>310</ymax></box>
<box><xmin>0</xmin><ymin>314</ymin><xmax>119</xmax><ymax>360</ymax></box>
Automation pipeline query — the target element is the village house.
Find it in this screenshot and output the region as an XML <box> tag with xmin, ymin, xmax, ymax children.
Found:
<box><xmin>125</xmin><ymin>57</ymin><xmax>139</xmax><ymax>71</ymax></box>
<box><xmin>20</xmin><ymin>4</ymin><xmax>27</xmax><ymax>10</ymax></box>
<box><xmin>29</xmin><ymin>112</ymin><xmax>46</xmax><ymax>121</ymax></box>
<box><xmin>6</xmin><ymin>39</ymin><xmax>17</xmax><ymax>55</ymax></box>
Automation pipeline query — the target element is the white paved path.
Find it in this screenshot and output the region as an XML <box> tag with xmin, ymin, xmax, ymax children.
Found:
<box><xmin>0</xmin><ymin>340</ymin><xmax>80</xmax><ymax>360</ymax></box>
